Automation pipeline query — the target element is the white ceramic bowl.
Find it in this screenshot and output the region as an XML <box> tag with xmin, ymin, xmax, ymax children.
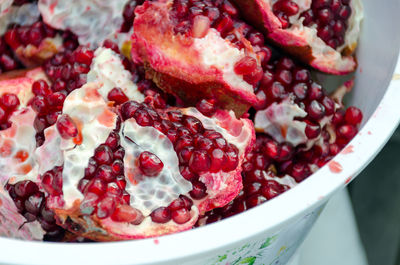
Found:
<box><xmin>1</xmin><ymin>0</ymin><xmax>400</xmax><ymax>264</ymax></box>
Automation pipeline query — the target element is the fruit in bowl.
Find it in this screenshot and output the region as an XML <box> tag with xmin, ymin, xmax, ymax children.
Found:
<box><xmin>0</xmin><ymin>0</ymin><xmax>363</xmax><ymax>242</ymax></box>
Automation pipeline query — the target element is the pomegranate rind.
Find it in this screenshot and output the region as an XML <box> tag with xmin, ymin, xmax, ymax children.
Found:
<box><xmin>53</xmin><ymin>202</ymin><xmax>199</xmax><ymax>241</ymax></box>
<box><xmin>232</xmin><ymin>0</ymin><xmax>363</xmax><ymax>74</ymax></box>
<box><xmin>183</xmin><ymin>108</ymin><xmax>256</xmax><ymax>214</ymax></box>
<box><xmin>132</xmin><ymin>0</ymin><xmax>260</xmax><ymax>117</ymax></box>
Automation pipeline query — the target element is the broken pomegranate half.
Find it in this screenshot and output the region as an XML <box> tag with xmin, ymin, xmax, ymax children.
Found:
<box><xmin>0</xmin><ymin>46</ymin><xmax>254</xmax><ymax>240</ymax></box>
<box><xmin>231</xmin><ymin>0</ymin><xmax>363</xmax><ymax>74</ymax></box>
<box><xmin>132</xmin><ymin>0</ymin><xmax>273</xmax><ymax>116</ymax></box>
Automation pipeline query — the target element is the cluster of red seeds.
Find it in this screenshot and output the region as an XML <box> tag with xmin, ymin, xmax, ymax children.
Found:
<box><xmin>120</xmin><ymin>100</ymin><xmax>239</xmax><ymax>201</ymax></box>
<box><xmin>73</xmin><ymin>121</ymin><xmax>195</xmax><ymax>225</ymax></box>
<box><xmin>256</xmin><ymin>56</ymin><xmax>337</xmax><ymax>140</ymax></box>
<box><xmin>5</xmin><ymin>21</ymin><xmax>79</xmax><ymax>51</ymax></box>
<box><xmin>31</xmin><ymin>46</ymin><xmax>94</xmax><ymax>146</ymax></box>
<box><xmin>5</xmin><ymin>180</ymin><xmax>66</xmax><ymax>241</ymax></box>
<box><xmin>273</xmin><ymin>0</ymin><xmax>352</xmax><ymax>49</ymax></box>
<box><xmin>0</xmin><ymin>92</ymin><xmax>20</xmax><ymax>130</ymax></box>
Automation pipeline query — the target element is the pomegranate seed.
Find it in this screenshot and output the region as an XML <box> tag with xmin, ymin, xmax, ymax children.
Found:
<box><xmin>112</xmin><ymin>205</ymin><xmax>144</xmax><ymax>224</ymax></box>
<box><xmin>0</xmin><ymin>93</ymin><xmax>20</xmax><ymax>111</ymax></box>
<box><xmin>171</xmin><ymin>208</ymin><xmax>191</xmax><ymax>224</ymax></box>
<box><xmin>234</xmin><ymin>56</ymin><xmax>258</xmax><ymax>76</ymax></box>
<box><xmin>196</xmin><ymin>98</ymin><xmax>216</xmax><ymax>117</ymax></box>
<box><xmin>87</xmin><ymin>179</ymin><xmax>107</xmax><ymax>196</ymax></box>
<box><xmin>138</xmin><ymin>151</ymin><xmax>164</xmax><ymax>176</ymax></box>
<box><xmin>102</xmin><ymin>39</ymin><xmax>120</xmax><ymax>53</ymax></box>
<box><xmin>56</xmin><ymin>114</ymin><xmax>78</xmax><ymax>139</ymax></box>
<box><xmin>0</xmin><ymin>54</ymin><xmax>18</xmax><ymax>71</ymax></box>
<box><xmin>180</xmin><ymin>166</ymin><xmax>196</xmax><ymax>181</ymax></box>
<box><xmin>94</xmin><ymin>145</ymin><xmax>113</xmax><ymax>165</ymax></box>
<box><xmin>307</xmin><ymin>100</ymin><xmax>326</xmax><ymax>120</ymax></box>
<box><xmin>189</xmin><ymin>150</ymin><xmax>211</xmax><ymax>173</ymax></box>
<box><xmin>95</xmin><ymin>165</ymin><xmax>115</xmax><ymax>182</ymax></box>
<box><xmin>337</xmin><ymin>124</ymin><xmax>357</xmax><ymax>139</ymax></box>
<box><xmin>189</xmin><ymin>180</ymin><xmax>207</xmax><ymax>199</ymax></box>
<box><xmin>210</xmin><ymin>148</ymin><xmax>226</xmax><ymax>172</ymax></box>
<box><xmin>25</xmin><ymin>192</ymin><xmax>44</xmax><ymax>214</ymax></box>
<box><xmin>14</xmin><ymin>181</ymin><xmax>38</xmax><ymax>198</ymax></box>
<box><xmin>345</xmin><ymin>107</ymin><xmax>363</xmax><ymax>125</ymax></box>
<box><xmin>73</xmin><ymin>47</ymin><xmax>94</xmax><ymax>65</ymax></box>
<box><xmin>305</xmin><ymin>122</ymin><xmax>321</xmax><ymax>139</ymax></box>
<box><xmin>248</xmin><ymin>32</ymin><xmax>265</xmax><ymax>46</ymax></box>
<box><xmin>96</xmin><ymin>197</ymin><xmax>116</xmax><ymax>219</ymax></box>
<box><xmin>108</xmin><ymin>87</ymin><xmax>129</xmax><ymax>105</ymax></box>
<box><xmin>183</xmin><ymin>116</ymin><xmax>203</xmax><ymax>134</ymax></box>
<box><xmin>191</xmin><ymin>15</ymin><xmax>211</xmax><ymax>38</ymax></box>
<box><xmin>150</xmin><ymin>207</ymin><xmax>171</xmax><ymax>223</ymax></box>
<box><xmin>312</xmin><ymin>0</ymin><xmax>332</xmax><ymax>9</ymax></box>
<box><xmin>169</xmin><ymin>198</ymin><xmax>185</xmax><ymax>211</ymax></box>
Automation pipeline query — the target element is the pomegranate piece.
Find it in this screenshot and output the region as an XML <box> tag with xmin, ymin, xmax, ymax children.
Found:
<box><xmin>251</xmin><ymin>54</ymin><xmax>362</xmax><ymax>153</ymax></box>
<box><xmin>33</xmin><ymin>86</ymin><xmax>253</xmax><ymax>240</ymax></box>
<box><xmin>231</xmin><ymin>0</ymin><xmax>363</xmax><ymax>74</ymax></box>
<box><xmin>132</xmin><ymin>0</ymin><xmax>269</xmax><ymax>117</ymax></box>
<box><xmin>0</xmin><ymin>79</ymin><xmax>66</xmax><ymax>241</ymax></box>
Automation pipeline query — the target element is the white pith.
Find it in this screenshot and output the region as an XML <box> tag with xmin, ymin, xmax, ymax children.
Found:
<box><xmin>0</xmin><ymin>108</ymin><xmax>38</xmax><ymax>185</ymax></box>
<box><xmin>255</xmin><ymin>97</ymin><xmax>308</xmax><ymax>146</ymax></box>
<box><xmin>0</xmin><ymin>0</ymin><xmax>13</xmax><ymax>15</ymax></box>
<box><xmin>0</xmin><ymin>3</ymin><xmax>40</xmax><ymax>35</ymax></box>
<box><xmin>193</xmin><ymin>29</ymin><xmax>255</xmax><ymax>94</ymax></box>
<box><xmin>38</xmin><ymin>82</ymin><xmax>118</xmax><ymax>209</ymax></box>
<box><xmin>38</xmin><ymin>0</ymin><xmax>129</xmax><ymax>48</ymax></box>
<box><xmin>120</xmin><ymin>118</ymin><xmax>192</xmax><ymax>216</ymax></box>
<box><xmin>87</xmin><ymin>47</ymin><xmax>144</xmax><ymax>103</ymax></box>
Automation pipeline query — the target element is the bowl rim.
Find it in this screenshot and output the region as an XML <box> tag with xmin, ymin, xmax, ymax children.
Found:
<box><xmin>2</xmin><ymin>25</ymin><xmax>400</xmax><ymax>265</ymax></box>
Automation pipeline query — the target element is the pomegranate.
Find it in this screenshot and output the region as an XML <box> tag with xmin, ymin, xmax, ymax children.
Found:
<box><xmin>32</xmin><ymin>80</ymin><xmax>254</xmax><ymax>240</ymax></box>
<box><xmin>132</xmin><ymin>0</ymin><xmax>270</xmax><ymax>116</ymax></box>
<box><xmin>231</xmin><ymin>0</ymin><xmax>363</xmax><ymax>74</ymax></box>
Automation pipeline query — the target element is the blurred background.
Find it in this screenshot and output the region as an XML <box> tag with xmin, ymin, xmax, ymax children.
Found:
<box><xmin>349</xmin><ymin>127</ymin><xmax>400</xmax><ymax>265</ymax></box>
